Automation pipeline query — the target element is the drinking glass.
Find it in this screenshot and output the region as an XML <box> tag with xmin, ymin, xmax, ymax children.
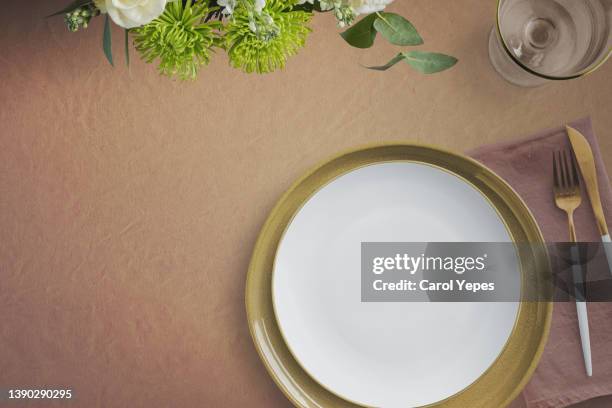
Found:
<box><xmin>488</xmin><ymin>0</ymin><xmax>612</xmax><ymax>87</ymax></box>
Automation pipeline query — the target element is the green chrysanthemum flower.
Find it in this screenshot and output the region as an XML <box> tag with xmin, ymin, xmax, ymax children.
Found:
<box><xmin>225</xmin><ymin>0</ymin><xmax>312</xmax><ymax>74</ymax></box>
<box><xmin>132</xmin><ymin>0</ymin><xmax>222</xmax><ymax>80</ymax></box>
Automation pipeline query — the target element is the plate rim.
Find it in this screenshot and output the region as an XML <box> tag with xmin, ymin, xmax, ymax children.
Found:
<box><xmin>246</xmin><ymin>142</ymin><xmax>553</xmax><ymax>408</ymax></box>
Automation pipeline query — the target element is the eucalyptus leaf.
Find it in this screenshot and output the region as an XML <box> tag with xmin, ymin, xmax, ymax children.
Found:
<box><xmin>103</xmin><ymin>15</ymin><xmax>114</xmax><ymax>67</ymax></box>
<box><xmin>124</xmin><ymin>29</ymin><xmax>130</xmax><ymax>67</ymax></box>
<box><xmin>340</xmin><ymin>13</ymin><xmax>378</xmax><ymax>49</ymax></box>
<box><xmin>366</xmin><ymin>51</ymin><xmax>458</xmax><ymax>74</ymax></box>
<box><xmin>373</xmin><ymin>13</ymin><xmax>422</xmax><ymax>46</ymax></box>
<box><xmin>402</xmin><ymin>51</ymin><xmax>457</xmax><ymax>74</ymax></box>
<box><xmin>47</xmin><ymin>0</ymin><xmax>93</xmax><ymax>17</ymax></box>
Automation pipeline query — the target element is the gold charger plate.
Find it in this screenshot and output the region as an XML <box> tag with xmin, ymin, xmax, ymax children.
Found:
<box><xmin>246</xmin><ymin>143</ymin><xmax>552</xmax><ymax>408</ymax></box>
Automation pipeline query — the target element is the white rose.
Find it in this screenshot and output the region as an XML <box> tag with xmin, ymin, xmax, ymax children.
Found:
<box><xmin>99</xmin><ymin>0</ymin><xmax>170</xmax><ymax>29</ymax></box>
<box><xmin>349</xmin><ymin>0</ymin><xmax>394</xmax><ymax>15</ymax></box>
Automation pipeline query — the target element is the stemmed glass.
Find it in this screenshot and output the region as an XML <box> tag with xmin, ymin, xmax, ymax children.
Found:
<box><xmin>489</xmin><ymin>0</ymin><xmax>612</xmax><ymax>87</ymax></box>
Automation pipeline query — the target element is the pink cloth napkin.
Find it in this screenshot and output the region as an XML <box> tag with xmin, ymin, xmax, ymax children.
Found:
<box><xmin>469</xmin><ymin>117</ymin><xmax>612</xmax><ymax>408</ymax></box>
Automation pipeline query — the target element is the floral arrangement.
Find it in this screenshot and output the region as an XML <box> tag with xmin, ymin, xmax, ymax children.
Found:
<box><xmin>51</xmin><ymin>0</ymin><xmax>457</xmax><ymax>79</ymax></box>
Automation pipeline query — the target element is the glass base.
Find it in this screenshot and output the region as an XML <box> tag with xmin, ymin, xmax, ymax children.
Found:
<box><xmin>488</xmin><ymin>27</ymin><xmax>549</xmax><ymax>87</ymax></box>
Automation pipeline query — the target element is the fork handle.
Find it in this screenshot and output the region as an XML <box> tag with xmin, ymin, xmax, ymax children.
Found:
<box><xmin>603</xmin><ymin>234</ymin><xmax>612</xmax><ymax>278</ymax></box>
<box><xmin>568</xmin><ymin>212</ymin><xmax>577</xmax><ymax>242</ymax></box>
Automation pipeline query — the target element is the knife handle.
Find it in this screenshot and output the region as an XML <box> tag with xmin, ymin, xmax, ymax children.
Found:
<box><xmin>571</xmin><ymin>245</ymin><xmax>592</xmax><ymax>377</ymax></box>
<box><xmin>603</xmin><ymin>234</ymin><xmax>612</xmax><ymax>278</ymax></box>
<box><xmin>575</xmin><ymin>300</ymin><xmax>592</xmax><ymax>377</ymax></box>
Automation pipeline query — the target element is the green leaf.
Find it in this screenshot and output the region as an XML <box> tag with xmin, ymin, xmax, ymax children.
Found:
<box><xmin>340</xmin><ymin>13</ymin><xmax>378</xmax><ymax>49</ymax></box>
<box><xmin>103</xmin><ymin>15</ymin><xmax>114</xmax><ymax>67</ymax></box>
<box><xmin>373</xmin><ymin>12</ymin><xmax>423</xmax><ymax>46</ymax></box>
<box><xmin>47</xmin><ymin>0</ymin><xmax>92</xmax><ymax>17</ymax></box>
<box><xmin>366</xmin><ymin>51</ymin><xmax>458</xmax><ymax>74</ymax></box>
<box><xmin>365</xmin><ymin>53</ymin><xmax>405</xmax><ymax>71</ymax></box>
<box><xmin>124</xmin><ymin>29</ymin><xmax>130</xmax><ymax>67</ymax></box>
<box><xmin>292</xmin><ymin>2</ymin><xmax>327</xmax><ymax>12</ymax></box>
<box><xmin>402</xmin><ymin>51</ymin><xmax>457</xmax><ymax>74</ymax></box>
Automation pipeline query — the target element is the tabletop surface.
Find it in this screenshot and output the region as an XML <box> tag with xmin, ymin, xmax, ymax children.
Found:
<box><xmin>1</xmin><ymin>1</ymin><xmax>611</xmax><ymax>407</ymax></box>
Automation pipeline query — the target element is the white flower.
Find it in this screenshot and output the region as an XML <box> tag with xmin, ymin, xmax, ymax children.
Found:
<box><xmin>98</xmin><ymin>0</ymin><xmax>170</xmax><ymax>29</ymax></box>
<box><xmin>218</xmin><ymin>0</ymin><xmax>238</xmax><ymax>15</ymax></box>
<box><xmin>223</xmin><ymin>0</ymin><xmax>265</xmax><ymax>17</ymax></box>
<box><xmin>348</xmin><ymin>0</ymin><xmax>394</xmax><ymax>15</ymax></box>
<box><xmin>254</xmin><ymin>0</ymin><xmax>266</xmax><ymax>13</ymax></box>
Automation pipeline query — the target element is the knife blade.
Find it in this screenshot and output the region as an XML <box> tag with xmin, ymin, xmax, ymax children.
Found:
<box><xmin>567</xmin><ymin>126</ymin><xmax>608</xmax><ymax>235</ymax></box>
<box><xmin>566</xmin><ymin>125</ymin><xmax>612</xmax><ymax>276</ymax></box>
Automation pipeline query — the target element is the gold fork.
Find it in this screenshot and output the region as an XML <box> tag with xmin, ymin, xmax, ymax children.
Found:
<box><xmin>553</xmin><ymin>150</ymin><xmax>581</xmax><ymax>240</ymax></box>
<box><xmin>553</xmin><ymin>149</ymin><xmax>592</xmax><ymax>376</ymax></box>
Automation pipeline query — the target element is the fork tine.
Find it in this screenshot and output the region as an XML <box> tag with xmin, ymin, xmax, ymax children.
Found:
<box><xmin>556</xmin><ymin>151</ymin><xmax>564</xmax><ymax>189</ymax></box>
<box><xmin>553</xmin><ymin>151</ymin><xmax>560</xmax><ymax>189</ymax></box>
<box><xmin>559</xmin><ymin>150</ymin><xmax>569</xmax><ymax>190</ymax></box>
<box><xmin>570</xmin><ymin>151</ymin><xmax>581</xmax><ymax>188</ymax></box>
<box><xmin>555</xmin><ymin>151</ymin><xmax>561</xmax><ymax>189</ymax></box>
<box><xmin>563</xmin><ymin>150</ymin><xmax>573</xmax><ymax>188</ymax></box>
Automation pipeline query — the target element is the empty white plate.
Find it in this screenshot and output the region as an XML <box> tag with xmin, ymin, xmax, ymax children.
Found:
<box><xmin>272</xmin><ymin>162</ymin><xmax>521</xmax><ymax>408</ymax></box>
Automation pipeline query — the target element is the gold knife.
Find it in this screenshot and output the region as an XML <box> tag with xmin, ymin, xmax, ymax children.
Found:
<box><xmin>566</xmin><ymin>125</ymin><xmax>612</xmax><ymax>275</ymax></box>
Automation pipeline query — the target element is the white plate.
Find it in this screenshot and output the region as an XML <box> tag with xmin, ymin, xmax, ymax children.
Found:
<box><xmin>272</xmin><ymin>162</ymin><xmax>520</xmax><ymax>408</ymax></box>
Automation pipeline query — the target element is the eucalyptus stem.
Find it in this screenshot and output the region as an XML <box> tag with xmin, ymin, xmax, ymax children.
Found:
<box><xmin>375</xmin><ymin>11</ymin><xmax>397</xmax><ymax>33</ymax></box>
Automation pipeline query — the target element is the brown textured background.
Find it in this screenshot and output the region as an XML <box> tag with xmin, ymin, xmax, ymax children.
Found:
<box><xmin>0</xmin><ymin>1</ymin><xmax>611</xmax><ymax>407</ymax></box>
